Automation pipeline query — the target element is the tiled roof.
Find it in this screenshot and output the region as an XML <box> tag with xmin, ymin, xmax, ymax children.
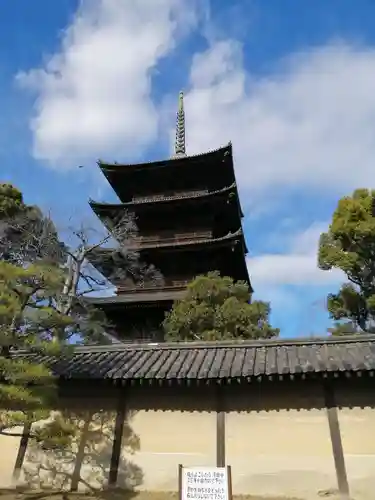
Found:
<box><xmin>84</xmin><ymin>289</ymin><xmax>185</xmax><ymax>306</ymax></box>
<box><xmin>16</xmin><ymin>336</ymin><xmax>375</xmax><ymax>384</ymax></box>
<box><xmin>89</xmin><ymin>183</ymin><xmax>237</xmax><ymax>209</ymax></box>
<box><xmin>98</xmin><ymin>143</ymin><xmax>232</xmax><ymax>171</ymax></box>
<box><xmin>90</xmin><ymin>229</ymin><xmax>244</xmax><ymax>255</ymax></box>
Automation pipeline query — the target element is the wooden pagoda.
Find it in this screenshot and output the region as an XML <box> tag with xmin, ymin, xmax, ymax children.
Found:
<box><xmin>86</xmin><ymin>92</ymin><xmax>252</xmax><ymax>342</ymax></box>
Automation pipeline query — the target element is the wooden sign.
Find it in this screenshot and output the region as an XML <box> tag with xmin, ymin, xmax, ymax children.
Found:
<box><xmin>179</xmin><ymin>465</ymin><xmax>232</xmax><ymax>500</ymax></box>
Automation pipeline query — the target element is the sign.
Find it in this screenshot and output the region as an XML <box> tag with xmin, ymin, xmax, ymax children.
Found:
<box><xmin>179</xmin><ymin>466</ymin><xmax>232</xmax><ymax>500</ymax></box>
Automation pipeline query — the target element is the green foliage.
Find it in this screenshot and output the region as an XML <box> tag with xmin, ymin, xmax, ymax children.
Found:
<box><xmin>0</xmin><ymin>189</ymin><xmax>73</xmax><ymax>442</ymax></box>
<box><xmin>318</xmin><ymin>188</ymin><xmax>375</xmax><ymax>334</ymax></box>
<box><xmin>163</xmin><ymin>271</ymin><xmax>279</xmax><ymax>341</ymax></box>
<box><xmin>327</xmin><ymin>321</ymin><xmax>358</xmax><ymax>336</ymax></box>
<box><xmin>0</xmin><ymin>184</ymin><xmax>115</xmax><ymax>448</ymax></box>
<box><xmin>0</xmin><ymin>184</ymin><xmax>111</xmax><ymax>344</ymax></box>
<box><xmin>0</xmin><ymin>260</ymin><xmax>76</xmax><ymax>435</ymax></box>
<box><xmin>0</xmin><ymin>183</ymin><xmax>24</xmax><ymax>218</ymax></box>
<box><xmin>33</xmin><ymin>414</ymin><xmax>77</xmax><ymax>450</ymax></box>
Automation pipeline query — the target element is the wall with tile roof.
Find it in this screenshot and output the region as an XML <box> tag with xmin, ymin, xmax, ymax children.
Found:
<box><xmin>1</xmin><ymin>363</ymin><xmax>375</xmax><ymax>499</ymax></box>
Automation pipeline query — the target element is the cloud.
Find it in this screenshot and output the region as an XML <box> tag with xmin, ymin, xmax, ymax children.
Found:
<box><xmin>247</xmin><ymin>222</ymin><xmax>345</xmax><ymax>287</ymax></box>
<box><xmin>182</xmin><ymin>40</ymin><xmax>375</xmax><ymax>203</ymax></box>
<box><xmin>17</xmin><ymin>0</ymin><xmax>200</xmax><ymax>168</ymax></box>
<box><xmin>18</xmin><ymin>1</ymin><xmax>375</xmax><ymax>200</ymax></box>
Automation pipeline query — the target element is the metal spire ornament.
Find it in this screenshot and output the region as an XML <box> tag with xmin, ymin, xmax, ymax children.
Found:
<box><xmin>173</xmin><ymin>91</ymin><xmax>186</xmax><ymax>157</ymax></box>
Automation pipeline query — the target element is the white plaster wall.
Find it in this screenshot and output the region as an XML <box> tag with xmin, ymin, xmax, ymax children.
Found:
<box><xmin>2</xmin><ymin>385</ymin><xmax>374</xmax><ymax>500</ymax></box>
<box><xmin>0</xmin><ymin>426</ymin><xmax>22</xmax><ymax>488</ymax></box>
<box><xmin>338</xmin><ymin>407</ymin><xmax>375</xmax><ymax>500</ymax></box>
<box><xmin>19</xmin><ymin>411</ymin><xmax>116</xmax><ymax>491</ymax></box>
<box><xmin>226</xmin><ymin>408</ymin><xmax>337</xmax><ymax>500</ymax></box>
<box><xmin>120</xmin><ymin>409</ymin><xmax>216</xmax><ymax>492</ymax></box>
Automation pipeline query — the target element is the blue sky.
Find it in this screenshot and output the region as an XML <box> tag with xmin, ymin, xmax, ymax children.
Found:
<box><xmin>2</xmin><ymin>0</ymin><xmax>375</xmax><ymax>337</ymax></box>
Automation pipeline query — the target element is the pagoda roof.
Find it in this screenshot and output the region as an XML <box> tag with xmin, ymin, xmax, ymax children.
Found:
<box><xmin>96</xmin><ymin>143</ymin><xmax>241</xmax><ymax>206</ymax></box>
<box><xmin>84</xmin><ymin>289</ymin><xmax>185</xmax><ymax>307</ymax></box>
<box><xmin>91</xmin><ymin>228</ymin><xmax>246</xmax><ymax>255</ymax></box>
<box><xmin>89</xmin><ymin>182</ymin><xmax>238</xmax><ymax>210</ymax></box>
<box><xmin>99</xmin><ymin>143</ymin><xmax>232</xmax><ymax>173</ymax></box>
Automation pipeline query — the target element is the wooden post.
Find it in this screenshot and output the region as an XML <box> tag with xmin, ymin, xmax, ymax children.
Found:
<box><xmin>12</xmin><ymin>421</ymin><xmax>32</xmax><ymax>484</ymax></box>
<box><xmin>324</xmin><ymin>382</ymin><xmax>350</xmax><ymax>500</ymax></box>
<box><xmin>108</xmin><ymin>390</ymin><xmax>126</xmax><ymax>487</ymax></box>
<box><xmin>226</xmin><ymin>465</ymin><xmax>233</xmax><ymax>500</ymax></box>
<box><xmin>178</xmin><ymin>464</ymin><xmax>183</xmax><ymax>500</ymax></box>
<box><xmin>216</xmin><ymin>386</ymin><xmax>226</xmax><ymax>467</ymax></box>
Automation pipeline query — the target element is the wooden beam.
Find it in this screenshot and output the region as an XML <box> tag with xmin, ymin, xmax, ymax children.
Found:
<box><xmin>12</xmin><ymin>421</ymin><xmax>32</xmax><ymax>484</ymax></box>
<box><xmin>324</xmin><ymin>382</ymin><xmax>350</xmax><ymax>500</ymax></box>
<box><xmin>108</xmin><ymin>390</ymin><xmax>126</xmax><ymax>487</ymax></box>
<box><xmin>216</xmin><ymin>387</ymin><xmax>225</xmax><ymax>467</ymax></box>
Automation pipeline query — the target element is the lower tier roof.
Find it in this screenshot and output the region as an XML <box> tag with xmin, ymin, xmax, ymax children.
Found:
<box><xmin>84</xmin><ymin>289</ymin><xmax>185</xmax><ymax>307</ymax></box>
<box><xmin>89</xmin><ymin>182</ymin><xmax>238</xmax><ymax>209</ymax></box>
<box><xmin>88</xmin><ymin>232</ymin><xmax>251</xmax><ymax>293</ymax></box>
<box><xmin>94</xmin><ymin>228</ymin><xmax>246</xmax><ymax>253</ymax></box>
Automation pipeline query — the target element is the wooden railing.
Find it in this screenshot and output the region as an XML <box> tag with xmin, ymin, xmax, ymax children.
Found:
<box><xmin>128</xmin><ymin>230</ymin><xmax>213</xmax><ymax>248</ymax></box>
<box><xmin>132</xmin><ymin>189</ymin><xmax>208</xmax><ymax>203</ymax></box>
<box><xmin>117</xmin><ymin>279</ymin><xmax>190</xmax><ymax>294</ymax></box>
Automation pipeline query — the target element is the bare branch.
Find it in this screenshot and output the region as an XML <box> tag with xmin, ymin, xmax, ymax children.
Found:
<box><xmin>1</xmin><ymin>202</ymin><xmax>164</xmax><ymax>344</ymax></box>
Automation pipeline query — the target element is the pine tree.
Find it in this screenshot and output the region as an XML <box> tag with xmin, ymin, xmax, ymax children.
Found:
<box><xmin>0</xmin><ymin>183</ymin><xmax>159</xmax><ymax>447</ymax></box>
<box><xmin>163</xmin><ymin>271</ymin><xmax>279</xmax><ymax>341</ymax></box>
<box><xmin>318</xmin><ymin>188</ymin><xmax>375</xmax><ymax>334</ymax></box>
<box><xmin>0</xmin><ymin>260</ymin><xmax>76</xmax><ymax>446</ymax></box>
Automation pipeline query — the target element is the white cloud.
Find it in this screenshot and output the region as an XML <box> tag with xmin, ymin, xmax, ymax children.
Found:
<box><xmin>247</xmin><ymin>222</ymin><xmax>345</xmax><ymax>287</ymax></box>
<box><xmin>182</xmin><ymin>40</ymin><xmax>375</xmax><ymax>203</ymax></box>
<box><xmin>17</xmin><ymin>0</ymin><xmax>200</xmax><ymax>168</ymax></box>
<box><xmin>18</xmin><ymin>2</ymin><xmax>375</xmax><ymax>201</ymax></box>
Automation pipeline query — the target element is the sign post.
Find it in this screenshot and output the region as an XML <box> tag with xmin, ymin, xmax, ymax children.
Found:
<box><xmin>179</xmin><ymin>465</ymin><xmax>232</xmax><ymax>500</ymax></box>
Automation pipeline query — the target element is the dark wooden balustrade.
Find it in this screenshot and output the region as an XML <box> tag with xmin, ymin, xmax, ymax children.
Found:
<box><xmin>116</xmin><ymin>278</ymin><xmax>190</xmax><ymax>294</ymax></box>
<box><xmin>132</xmin><ymin>189</ymin><xmax>208</xmax><ymax>204</ymax></box>
<box><xmin>127</xmin><ymin>230</ymin><xmax>213</xmax><ymax>248</ymax></box>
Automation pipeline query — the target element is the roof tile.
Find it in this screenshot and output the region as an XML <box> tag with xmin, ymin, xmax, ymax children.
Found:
<box><xmin>229</xmin><ymin>349</ymin><xmax>246</xmax><ymax>378</ymax></box>
<box><xmin>208</xmin><ymin>348</ymin><xmax>227</xmax><ymax>379</ymax></box>
<box><xmin>155</xmin><ymin>350</ymin><xmax>180</xmax><ymax>379</ymax></box>
<box><xmin>183</xmin><ymin>349</ymin><xmax>206</xmax><ymax>379</ymax></box>
<box><xmin>242</xmin><ymin>347</ymin><xmax>256</xmax><ymax>377</ymax></box>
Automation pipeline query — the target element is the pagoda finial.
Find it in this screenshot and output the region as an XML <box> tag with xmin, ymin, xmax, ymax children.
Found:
<box><xmin>174</xmin><ymin>91</ymin><xmax>186</xmax><ymax>157</ymax></box>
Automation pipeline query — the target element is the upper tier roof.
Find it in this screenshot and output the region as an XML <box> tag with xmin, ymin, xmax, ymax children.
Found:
<box><xmin>97</xmin><ymin>143</ymin><xmax>238</xmax><ymax>203</ymax></box>
<box><xmin>99</xmin><ymin>143</ymin><xmax>232</xmax><ymax>172</ymax></box>
<box><xmin>89</xmin><ymin>182</ymin><xmax>240</xmax><ymax>210</ymax></box>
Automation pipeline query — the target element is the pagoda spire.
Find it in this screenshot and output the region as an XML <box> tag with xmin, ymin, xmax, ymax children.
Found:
<box><xmin>174</xmin><ymin>91</ymin><xmax>186</xmax><ymax>157</ymax></box>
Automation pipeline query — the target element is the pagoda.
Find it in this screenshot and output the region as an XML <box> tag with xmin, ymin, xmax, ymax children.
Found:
<box><xmin>86</xmin><ymin>92</ymin><xmax>252</xmax><ymax>342</ymax></box>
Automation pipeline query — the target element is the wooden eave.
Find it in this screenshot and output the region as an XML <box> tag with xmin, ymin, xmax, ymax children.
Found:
<box><xmin>89</xmin><ymin>182</ymin><xmax>239</xmax><ymax>211</ymax></box>
<box><xmin>98</xmin><ymin>143</ymin><xmax>232</xmax><ymax>173</ymax></box>
<box><xmin>89</xmin><ymin>228</ymin><xmax>247</xmax><ymax>255</ymax></box>
<box><xmin>84</xmin><ymin>289</ymin><xmax>185</xmax><ymax>307</ymax></box>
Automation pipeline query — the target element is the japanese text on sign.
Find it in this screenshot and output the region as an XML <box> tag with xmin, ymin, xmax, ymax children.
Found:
<box><xmin>181</xmin><ymin>467</ymin><xmax>229</xmax><ymax>500</ymax></box>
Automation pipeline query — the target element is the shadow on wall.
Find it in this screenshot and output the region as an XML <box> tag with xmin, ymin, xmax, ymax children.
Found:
<box><xmin>22</xmin><ymin>410</ymin><xmax>143</xmax><ymax>492</ymax></box>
